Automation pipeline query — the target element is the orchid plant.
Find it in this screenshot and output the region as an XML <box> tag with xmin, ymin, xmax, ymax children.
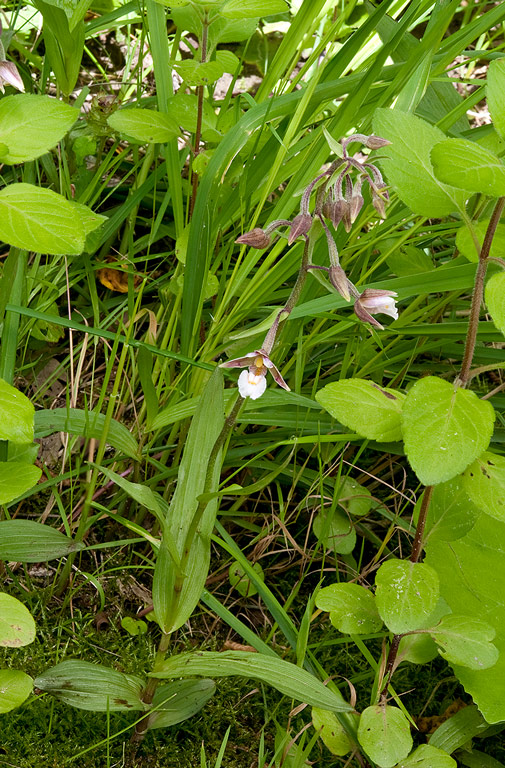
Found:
<box><xmin>221</xmin><ymin>133</ymin><xmax>398</xmax><ymax>399</ymax></box>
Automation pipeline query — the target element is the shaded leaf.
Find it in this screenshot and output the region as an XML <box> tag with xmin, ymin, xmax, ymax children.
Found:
<box><xmin>485</xmin><ymin>271</ymin><xmax>505</xmax><ymax>337</ymax></box>
<box><xmin>313</xmin><ymin>509</ymin><xmax>356</xmax><ymax>554</ymax></box>
<box><xmin>394</xmin><ymin>744</ymin><xmax>456</xmax><ymax>767</ymax></box>
<box><xmin>149</xmin><ymin>679</ymin><xmax>215</xmax><ymax>729</ymax></box>
<box><xmin>487</xmin><ymin>58</ymin><xmax>505</xmax><ymax>140</ymax></box>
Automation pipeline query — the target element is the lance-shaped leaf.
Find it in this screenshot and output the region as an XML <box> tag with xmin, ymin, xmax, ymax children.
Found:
<box><xmin>316</xmin><ymin>583</ymin><xmax>383</xmax><ymax>635</ymax></box>
<box><xmin>357</xmin><ymin>705</ymin><xmax>413</xmax><ymax>768</ymax></box>
<box><xmin>375</xmin><ymin>559</ymin><xmax>439</xmax><ymax>634</ymax></box>
<box><xmin>402</xmin><ymin>377</ymin><xmax>495</xmax><ymax>485</ymax></box>
<box><xmin>316</xmin><ymin>378</ymin><xmax>405</xmax><ymax>442</ymax></box>
<box><xmin>485</xmin><ymin>271</ymin><xmax>505</xmax><ymax>337</ymax></box>
<box><xmin>372</xmin><ymin>109</ymin><xmax>466</xmax><ymax>217</ymax></box>
<box><xmin>431</xmin><ymin>139</ymin><xmax>505</xmax><ymax>196</ymax></box>
<box><xmin>0</xmin><ymin>670</ymin><xmax>33</xmax><ymax>713</ymax></box>
<box><xmin>152</xmin><ymin>651</ymin><xmax>353</xmax><ymax>713</ymax></box>
<box><xmin>34</xmin><ymin>660</ymin><xmax>145</xmax><ymax>711</ymax></box>
<box><xmin>0</xmin><ymin>520</ymin><xmax>83</xmax><ymax>562</ymax></box>
<box><xmin>429</xmin><ymin>615</ymin><xmax>498</xmax><ymax>670</ymax></box>
<box><xmin>487</xmin><ymin>58</ymin><xmax>505</xmax><ymax>140</ymax></box>
<box><xmin>0</xmin><ymin>593</ymin><xmax>36</xmax><ymax>647</ymax></box>
<box><xmin>148</xmin><ymin>679</ymin><xmax>216</xmax><ymax>729</ymax></box>
<box><xmin>0</xmin><ymin>379</ymin><xmax>34</xmax><ymax>443</ymax></box>
<box><xmin>0</xmin><ymin>183</ymin><xmax>85</xmax><ymax>255</ymax></box>
<box><xmin>462</xmin><ymin>451</ymin><xmax>505</xmax><ymax>522</ymax></box>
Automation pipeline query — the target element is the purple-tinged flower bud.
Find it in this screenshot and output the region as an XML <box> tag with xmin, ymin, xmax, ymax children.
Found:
<box><xmin>354</xmin><ymin>288</ymin><xmax>398</xmax><ymax>329</ymax></box>
<box><xmin>349</xmin><ymin>177</ymin><xmax>364</xmax><ymax>223</ymax></box>
<box><xmin>0</xmin><ymin>60</ymin><xmax>24</xmax><ymax>93</ymax></box>
<box><xmin>329</xmin><ymin>265</ymin><xmax>350</xmax><ymax>302</ymax></box>
<box><xmin>332</xmin><ymin>199</ymin><xmax>348</xmax><ymax>229</ymax></box>
<box><xmin>322</xmin><ymin>200</ymin><xmax>333</xmax><ymax>221</ymax></box>
<box><xmin>365</xmin><ymin>135</ymin><xmax>391</xmax><ymax>150</ymax></box>
<box><xmin>372</xmin><ymin>192</ymin><xmax>387</xmax><ymax>219</ymax></box>
<box><xmin>288</xmin><ymin>213</ymin><xmax>313</xmax><ymax>245</ymax></box>
<box><xmin>235</xmin><ymin>228</ymin><xmax>271</xmax><ymax>249</ymax></box>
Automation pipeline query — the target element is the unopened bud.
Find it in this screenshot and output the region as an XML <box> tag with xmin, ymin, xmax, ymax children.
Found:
<box><xmin>288</xmin><ymin>213</ymin><xmax>313</xmax><ymax>245</ymax></box>
<box><xmin>329</xmin><ymin>265</ymin><xmax>350</xmax><ymax>302</ymax></box>
<box><xmin>349</xmin><ymin>178</ymin><xmax>364</xmax><ymax>223</ymax></box>
<box><xmin>322</xmin><ymin>200</ymin><xmax>333</xmax><ymax>220</ymax></box>
<box><xmin>365</xmin><ymin>135</ymin><xmax>391</xmax><ymax>150</ymax></box>
<box><xmin>332</xmin><ymin>199</ymin><xmax>348</xmax><ymax>229</ymax></box>
<box><xmin>235</xmin><ymin>228</ymin><xmax>271</xmax><ymax>249</ymax></box>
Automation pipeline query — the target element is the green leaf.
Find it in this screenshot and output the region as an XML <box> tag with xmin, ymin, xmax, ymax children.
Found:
<box><xmin>0</xmin><ymin>669</ymin><xmax>33</xmax><ymax>713</ymax></box>
<box><xmin>152</xmin><ymin>368</ymin><xmax>224</xmax><ymax>634</ymax></box>
<box><xmin>0</xmin><ymin>183</ymin><xmax>85</xmax><ymax>255</ymax></box>
<box><xmin>485</xmin><ymin>271</ymin><xmax>505</xmax><ymax>336</ymax></box>
<box><xmin>428</xmin><ymin>704</ymin><xmax>489</xmax><ymax>753</ymax></box>
<box><xmin>34</xmin><ymin>408</ymin><xmax>140</xmax><ymax>460</ymax></box>
<box><xmin>431</xmin><ymin>139</ymin><xmax>505</xmax><ymax>196</ymax></box>
<box><xmin>312</xmin><ymin>708</ymin><xmax>356</xmax><ymax>756</ymax></box>
<box><xmin>221</xmin><ymin>0</ymin><xmax>287</xmax><ymax>19</ymax></box>
<box><xmin>0</xmin><ymin>520</ymin><xmax>83</xmax><ymax>562</ymax></box>
<box><xmin>401</xmin><ymin>377</ymin><xmax>495</xmax><ymax>485</ymax></box>
<box><xmin>107</xmin><ymin>109</ymin><xmax>179</xmax><ymax>144</ymax></box>
<box><xmin>229</xmin><ymin>560</ymin><xmax>264</xmax><ymax>597</ymax></box>
<box><xmin>375</xmin><ymin>559</ymin><xmax>439</xmax><ymax>634</ymax></box>
<box><xmin>397</xmin><ymin>633</ymin><xmax>439</xmax><ymax>665</ymax></box>
<box><xmin>313</xmin><ymin>509</ymin><xmax>356</xmax><ymax>554</ymax></box>
<box><xmin>357</xmin><ymin>705</ymin><xmax>413</xmax><ymax>768</ymax></box>
<box><xmin>337</xmin><ymin>477</ymin><xmax>373</xmax><ymax>517</ymax></box>
<box><xmin>425</xmin><ymin>514</ymin><xmax>505</xmax><ymax>722</ymax></box>
<box><xmin>315</xmin><ymin>583</ymin><xmax>383</xmax><ymax>635</ymax></box>
<box><xmin>414</xmin><ymin>478</ymin><xmax>481</xmax><ymax>544</ymax></box>
<box><xmin>175</xmin><ymin>51</ymin><xmax>239</xmax><ymax>86</ymax></box>
<box><xmin>0</xmin><ymin>593</ymin><xmax>36</xmax><ymax>647</ymax></box>
<box><xmin>487</xmin><ymin>58</ymin><xmax>505</xmax><ymax>140</ymax></box>
<box><xmin>456</xmin><ymin>219</ymin><xmax>505</xmax><ymax>263</ymax></box>
<box><xmin>430</xmin><ymin>615</ymin><xmax>498</xmax><ymax>670</ymax></box>
<box><xmin>316</xmin><ymin>379</ymin><xmax>405</xmax><ymax>442</ymax></box>
<box><xmin>0</xmin><ymin>378</ymin><xmax>35</xmax><ymax>443</ymax></box>
<box><xmin>121</xmin><ymin>617</ymin><xmax>147</xmax><ymax>636</ymax></box>
<box><xmin>0</xmin><ymin>462</ymin><xmax>42</xmax><ymax>504</ymax></box>
<box><xmin>152</xmin><ymin>651</ymin><xmax>353</xmax><ymax>713</ymax></box>
<box><xmin>394</xmin><ymin>744</ymin><xmax>456</xmax><ymax>768</ymax></box>
<box><xmin>372</xmin><ymin>109</ymin><xmax>466</xmax><ymax>217</ymax></box>
<box><xmin>34</xmin><ymin>660</ymin><xmax>145</xmax><ymax>711</ymax></box>
<box><xmin>462</xmin><ymin>451</ymin><xmax>505</xmax><ymax>522</ymax></box>
<box><xmin>0</xmin><ymin>95</ymin><xmax>77</xmax><ymax>164</ymax></box>
<box><xmin>148</xmin><ymin>679</ymin><xmax>216</xmax><ymax>729</ymax></box>
<box><xmin>37</xmin><ymin>0</ymin><xmax>91</xmax><ymax>30</ymax></box>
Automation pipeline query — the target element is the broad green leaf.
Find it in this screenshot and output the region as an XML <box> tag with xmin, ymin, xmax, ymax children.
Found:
<box><xmin>316</xmin><ymin>379</ymin><xmax>405</xmax><ymax>442</ymax></box>
<box><xmin>0</xmin><ymin>95</ymin><xmax>76</xmax><ymax>164</ymax></box>
<box><xmin>0</xmin><ymin>593</ymin><xmax>36</xmax><ymax>647</ymax></box>
<box><xmin>121</xmin><ymin>617</ymin><xmax>147</xmax><ymax>636</ymax></box>
<box><xmin>221</xmin><ymin>0</ymin><xmax>287</xmax><ymax>19</ymax></box>
<box><xmin>166</xmin><ymin>92</ymin><xmax>218</xmax><ymax>135</ymax></box>
<box><xmin>0</xmin><ymin>520</ymin><xmax>83</xmax><ymax>562</ymax></box>
<box><xmin>107</xmin><ymin>109</ymin><xmax>179</xmax><ymax>144</ymax></box>
<box><xmin>425</xmin><ymin>514</ymin><xmax>505</xmax><ymax>722</ymax></box>
<box><xmin>152</xmin><ymin>651</ymin><xmax>353</xmax><ymax>713</ymax></box>
<box><xmin>402</xmin><ymin>377</ymin><xmax>495</xmax><ymax>485</ymax></box>
<box><xmin>357</xmin><ymin>705</ymin><xmax>413</xmax><ymax>768</ymax></box>
<box><xmin>34</xmin><ymin>408</ymin><xmax>140</xmax><ymax>460</ymax></box>
<box><xmin>430</xmin><ymin>615</ymin><xmax>498</xmax><ymax>670</ymax></box>
<box><xmin>229</xmin><ymin>560</ymin><xmax>264</xmax><ymax>597</ymax></box>
<box><xmin>485</xmin><ymin>271</ymin><xmax>505</xmax><ymax>336</ymax></box>
<box><xmin>34</xmin><ymin>660</ymin><xmax>145</xmax><ymax>711</ymax></box>
<box><xmin>375</xmin><ymin>559</ymin><xmax>439</xmax><ymax>634</ymax></box>
<box><xmin>71</xmin><ymin>201</ymin><xmax>107</xmax><ymax>237</ymax></box>
<box><xmin>148</xmin><ymin>679</ymin><xmax>215</xmax><ymax>729</ymax></box>
<box><xmin>394</xmin><ymin>744</ymin><xmax>456</xmax><ymax>768</ymax></box>
<box><xmin>0</xmin><ymin>463</ymin><xmax>42</xmax><ymax>504</ymax></box>
<box><xmin>428</xmin><ymin>704</ymin><xmax>489</xmax><ymax>753</ymax></box>
<box><xmin>0</xmin><ymin>669</ymin><xmax>33</xmax><ymax>713</ymax></box>
<box><xmin>463</xmin><ymin>451</ymin><xmax>505</xmax><ymax>522</ymax></box>
<box><xmin>0</xmin><ymin>379</ymin><xmax>34</xmax><ymax>443</ymax></box>
<box><xmin>487</xmin><ymin>58</ymin><xmax>505</xmax><ymax>140</ymax></box>
<box><xmin>373</xmin><ymin>109</ymin><xmax>466</xmax><ymax>217</ymax></box>
<box><xmin>0</xmin><ymin>183</ymin><xmax>85</xmax><ymax>255</ymax></box>
<box><xmin>431</xmin><ymin>139</ymin><xmax>505</xmax><ymax>196</ymax></box>
<box><xmin>458</xmin><ymin>752</ymin><xmax>505</xmax><ymax>768</ymax></box>
<box><xmin>313</xmin><ymin>509</ymin><xmax>356</xmax><ymax>554</ymax></box>
<box><xmin>315</xmin><ymin>583</ymin><xmax>382</xmax><ymax>634</ymax></box>
<box><xmin>455</xmin><ymin>219</ymin><xmax>505</xmax><ymax>263</ymax></box>
<box><xmin>337</xmin><ymin>477</ymin><xmax>372</xmax><ymax>517</ymax></box>
<box><xmin>414</xmin><ymin>478</ymin><xmax>481</xmax><ymax>544</ymax></box>
<box><xmin>384</xmin><ymin>242</ymin><xmax>433</xmax><ymax>277</ymax></box>
<box><xmin>397</xmin><ymin>633</ymin><xmax>439</xmax><ymax>665</ymax></box>
<box><xmin>7</xmin><ymin>442</ymin><xmax>39</xmax><ymax>464</ymax></box>
<box><xmin>208</xmin><ymin>17</ymin><xmax>259</xmax><ymax>45</ymax></box>
<box><xmin>153</xmin><ymin>368</ymin><xmax>224</xmax><ymax>634</ymax></box>
<box><xmin>312</xmin><ymin>708</ymin><xmax>357</xmax><ymax>756</ymax></box>
<box><xmin>175</xmin><ymin>51</ymin><xmax>239</xmax><ymax>86</ymax></box>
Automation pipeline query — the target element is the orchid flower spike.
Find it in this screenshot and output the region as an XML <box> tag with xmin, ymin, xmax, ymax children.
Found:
<box><xmin>354</xmin><ymin>289</ymin><xmax>398</xmax><ymax>330</ymax></box>
<box><xmin>220</xmin><ymin>350</ymin><xmax>290</xmax><ymax>400</ymax></box>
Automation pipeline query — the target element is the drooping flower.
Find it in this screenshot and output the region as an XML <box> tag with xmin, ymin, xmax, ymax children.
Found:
<box><xmin>0</xmin><ymin>60</ymin><xmax>24</xmax><ymax>93</ymax></box>
<box><xmin>354</xmin><ymin>289</ymin><xmax>398</xmax><ymax>330</ymax></box>
<box><xmin>220</xmin><ymin>350</ymin><xmax>290</xmax><ymax>400</ymax></box>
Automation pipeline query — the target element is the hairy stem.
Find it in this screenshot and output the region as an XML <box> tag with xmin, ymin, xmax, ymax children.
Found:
<box><xmin>189</xmin><ymin>16</ymin><xmax>208</xmax><ymax>218</ymax></box>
